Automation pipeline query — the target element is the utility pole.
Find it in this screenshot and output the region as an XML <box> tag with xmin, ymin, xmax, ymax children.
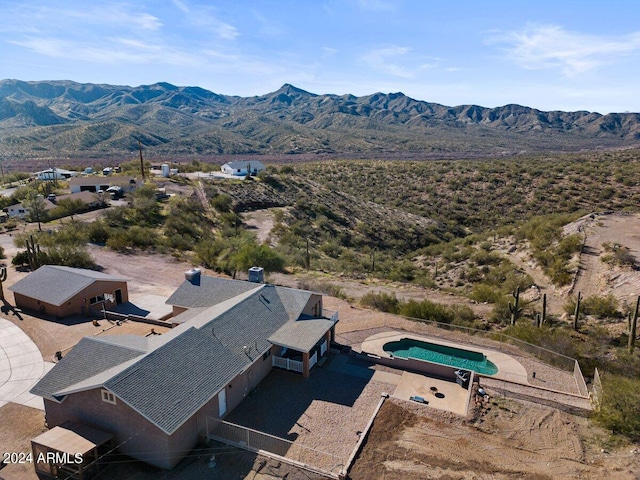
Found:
<box><xmin>138</xmin><ymin>139</ymin><xmax>146</xmax><ymax>182</ymax></box>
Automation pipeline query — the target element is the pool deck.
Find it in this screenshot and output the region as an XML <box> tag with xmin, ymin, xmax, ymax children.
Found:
<box><xmin>393</xmin><ymin>372</ymin><xmax>470</xmax><ymax>415</ymax></box>
<box><xmin>361</xmin><ymin>331</ymin><xmax>529</xmax><ymax>384</ymax></box>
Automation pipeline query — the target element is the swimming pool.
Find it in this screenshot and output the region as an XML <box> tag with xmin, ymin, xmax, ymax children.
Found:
<box><xmin>383</xmin><ymin>338</ymin><xmax>499</xmax><ymax>375</ymax></box>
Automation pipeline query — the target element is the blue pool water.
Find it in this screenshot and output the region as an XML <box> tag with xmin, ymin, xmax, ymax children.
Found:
<box><xmin>383</xmin><ymin>338</ymin><xmax>499</xmax><ymax>375</ymax></box>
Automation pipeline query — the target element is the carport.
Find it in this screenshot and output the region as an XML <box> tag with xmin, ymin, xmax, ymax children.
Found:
<box><xmin>31</xmin><ymin>421</ymin><xmax>113</xmax><ymax>479</ymax></box>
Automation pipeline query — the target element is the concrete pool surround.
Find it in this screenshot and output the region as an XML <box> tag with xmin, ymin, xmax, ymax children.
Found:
<box><xmin>361</xmin><ymin>331</ymin><xmax>529</xmax><ymax>384</ymax></box>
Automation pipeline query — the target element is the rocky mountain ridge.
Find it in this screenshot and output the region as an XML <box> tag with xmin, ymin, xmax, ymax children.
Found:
<box><xmin>1</xmin><ymin>79</ymin><xmax>639</xmax><ymax>161</ymax></box>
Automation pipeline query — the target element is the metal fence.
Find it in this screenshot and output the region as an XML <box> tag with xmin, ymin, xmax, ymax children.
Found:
<box><xmin>206</xmin><ymin>417</ymin><xmax>345</xmax><ymax>477</ymax></box>
<box><xmin>337</xmin><ymin>312</ymin><xmax>589</xmax><ymax>398</ymax></box>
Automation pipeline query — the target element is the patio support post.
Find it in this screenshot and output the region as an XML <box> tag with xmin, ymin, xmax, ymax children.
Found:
<box><xmin>302</xmin><ymin>351</ymin><xmax>310</xmax><ymax>378</ymax></box>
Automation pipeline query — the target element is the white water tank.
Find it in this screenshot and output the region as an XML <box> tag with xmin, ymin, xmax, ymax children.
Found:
<box><xmin>161</xmin><ymin>164</ymin><xmax>170</xmax><ymax>178</ymax></box>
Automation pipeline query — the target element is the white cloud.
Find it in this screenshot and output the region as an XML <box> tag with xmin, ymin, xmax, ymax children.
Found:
<box><xmin>171</xmin><ymin>0</ymin><xmax>190</xmax><ymax>14</ymax></box>
<box><xmin>322</xmin><ymin>47</ymin><xmax>338</xmax><ymax>57</ymax></box>
<box><xmin>361</xmin><ymin>46</ymin><xmax>437</xmax><ymax>78</ymax></box>
<box><xmin>492</xmin><ymin>24</ymin><xmax>640</xmax><ymax>76</ymax></box>
<box><xmin>356</xmin><ymin>0</ymin><xmax>395</xmax><ymax>12</ymax></box>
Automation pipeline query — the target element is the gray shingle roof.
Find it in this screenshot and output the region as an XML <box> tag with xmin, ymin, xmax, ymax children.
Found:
<box><xmin>165</xmin><ymin>276</ymin><xmax>258</xmax><ymax>308</ymax></box>
<box><xmin>33</xmin><ymin>276</ymin><xmax>333</xmax><ymax>436</ymax></box>
<box><xmin>9</xmin><ymin>265</ymin><xmax>128</xmax><ymax>306</ymax></box>
<box><xmin>30</xmin><ymin>337</ymin><xmax>145</xmax><ymax>401</ymax></box>
<box><xmin>268</xmin><ymin>318</ymin><xmax>335</xmax><ymax>352</ymax></box>
<box><xmin>105</xmin><ymin>327</ymin><xmax>247</xmax><ymax>434</ymax></box>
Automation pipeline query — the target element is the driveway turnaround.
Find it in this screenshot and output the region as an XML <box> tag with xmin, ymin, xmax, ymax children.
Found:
<box><xmin>0</xmin><ymin>317</ymin><xmax>53</xmax><ymax>410</ymax></box>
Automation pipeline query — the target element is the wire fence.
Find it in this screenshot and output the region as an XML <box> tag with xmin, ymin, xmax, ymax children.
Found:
<box><xmin>205</xmin><ymin>417</ymin><xmax>345</xmax><ymax>478</ymax></box>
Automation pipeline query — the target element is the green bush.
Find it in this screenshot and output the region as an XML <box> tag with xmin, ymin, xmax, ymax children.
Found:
<box><xmin>211</xmin><ymin>194</ymin><xmax>233</xmax><ymax>212</ymax></box>
<box><xmin>593</xmin><ymin>373</ymin><xmax>640</xmax><ymax>439</ymax></box>
<box><xmin>399</xmin><ymin>299</ymin><xmax>454</xmax><ymax>324</ymax></box>
<box><xmin>565</xmin><ymin>294</ymin><xmax>620</xmax><ymax>319</ymax></box>
<box><xmin>359</xmin><ymin>292</ymin><xmax>400</xmax><ymax>313</ymax></box>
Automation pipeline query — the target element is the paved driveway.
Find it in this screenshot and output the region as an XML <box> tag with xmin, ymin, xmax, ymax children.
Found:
<box><xmin>0</xmin><ymin>317</ymin><xmax>53</xmax><ymax>410</ymax></box>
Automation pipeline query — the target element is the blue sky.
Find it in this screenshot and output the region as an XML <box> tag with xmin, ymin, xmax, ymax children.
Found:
<box><xmin>1</xmin><ymin>0</ymin><xmax>639</xmax><ymax>113</ymax></box>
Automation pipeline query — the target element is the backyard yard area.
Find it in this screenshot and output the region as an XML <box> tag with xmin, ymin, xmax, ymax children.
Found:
<box><xmin>222</xmin><ymin>355</ymin><xmax>398</xmax><ymax>475</ymax></box>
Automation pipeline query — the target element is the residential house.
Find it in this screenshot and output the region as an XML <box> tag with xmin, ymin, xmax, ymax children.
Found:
<box><xmin>220</xmin><ymin>160</ymin><xmax>265</xmax><ymax>176</ymax></box>
<box><xmin>4</xmin><ymin>192</ymin><xmax>104</xmax><ymax>219</ymax></box>
<box><xmin>4</xmin><ymin>198</ymin><xmax>57</xmax><ymax>219</ymax></box>
<box><xmin>69</xmin><ymin>176</ymin><xmax>137</xmax><ymax>194</ymax></box>
<box><xmin>53</xmin><ymin>191</ymin><xmax>104</xmax><ymax>210</ymax></box>
<box><xmin>30</xmin><ymin>270</ymin><xmax>338</xmax><ymax>469</ymax></box>
<box><xmin>9</xmin><ymin>265</ymin><xmax>128</xmax><ymax>318</ymax></box>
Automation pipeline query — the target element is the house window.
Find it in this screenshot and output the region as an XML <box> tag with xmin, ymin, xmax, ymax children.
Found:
<box><xmin>89</xmin><ymin>295</ymin><xmax>105</xmax><ymax>305</ymax></box>
<box><xmin>101</xmin><ymin>389</ymin><xmax>116</xmax><ymax>405</ymax></box>
<box><xmin>263</xmin><ymin>349</ymin><xmax>271</xmax><ymax>360</ymax></box>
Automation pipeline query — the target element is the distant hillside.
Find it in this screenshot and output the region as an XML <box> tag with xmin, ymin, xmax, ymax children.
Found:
<box><xmin>1</xmin><ymin>79</ymin><xmax>639</xmax><ymax>163</ymax></box>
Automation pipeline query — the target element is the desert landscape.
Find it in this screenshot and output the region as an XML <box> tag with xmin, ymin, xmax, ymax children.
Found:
<box><xmin>2</xmin><ymin>208</ymin><xmax>640</xmax><ymax>479</ymax></box>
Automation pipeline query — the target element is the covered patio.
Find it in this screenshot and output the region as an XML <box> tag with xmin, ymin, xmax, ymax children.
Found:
<box><xmin>268</xmin><ymin>316</ymin><xmax>336</xmax><ymax>378</ymax></box>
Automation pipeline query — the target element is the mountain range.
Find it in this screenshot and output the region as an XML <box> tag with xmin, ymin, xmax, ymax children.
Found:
<box><xmin>1</xmin><ymin>79</ymin><xmax>639</xmax><ymax>163</ymax></box>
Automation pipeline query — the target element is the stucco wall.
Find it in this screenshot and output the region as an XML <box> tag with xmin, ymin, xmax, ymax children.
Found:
<box><xmin>302</xmin><ymin>293</ymin><xmax>323</xmax><ymax>317</ymax></box>
<box><xmin>42</xmin><ymin>345</ymin><xmax>277</xmax><ymax>470</ymax></box>
<box><xmin>13</xmin><ymin>280</ymin><xmax>128</xmax><ymax>318</ymax></box>
<box><xmin>44</xmin><ymin>389</ymin><xmax>173</xmax><ymax>469</ymax></box>
<box><xmin>223</xmin><ymin>344</ymin><xmax>275</xmax><ymax>415</ymax></box>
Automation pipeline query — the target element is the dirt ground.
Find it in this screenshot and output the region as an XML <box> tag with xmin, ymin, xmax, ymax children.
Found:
<box><xmin>349</xmin><ymin>397</ymin><xmax>640</xmax><ymax>480</ymax></box>
<box><xmin>3</xmin><ymin>211</ymin><xmax>640</xmax><ymax>480</ymax></box>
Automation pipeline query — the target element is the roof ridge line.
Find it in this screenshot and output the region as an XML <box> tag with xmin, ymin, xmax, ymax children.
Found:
<box><xmin>86</xmin><ymin>335</ymin><xmax>149</xmax><ymax>353</ymax></box>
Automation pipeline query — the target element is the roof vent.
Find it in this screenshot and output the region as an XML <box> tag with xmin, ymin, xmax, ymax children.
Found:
<box><xmin>248</xmin><ymin>266</ymin><xmax>264</xmax><ymax>283</ymax></box>
<box><xmin>185</xmin><ymin>268</ymin><xmax>202</xmax><ymax>284</ymax></box>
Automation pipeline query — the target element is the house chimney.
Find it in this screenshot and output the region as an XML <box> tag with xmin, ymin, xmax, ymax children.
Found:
<box><xmin>185</xmin><ymin>268</ymin><xmax>202</xmax><ymax>284</ymax></box>
<box><xmin>248</xmin><ymin>266</ymin><xmax>264</xmax><ymax>283</ymax></box>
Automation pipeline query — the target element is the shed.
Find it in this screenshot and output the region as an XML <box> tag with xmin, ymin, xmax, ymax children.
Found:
<box><xmin>31</xmin><ymin>421</ymin><xmax>113</xmax><ymax>479</ymax></box>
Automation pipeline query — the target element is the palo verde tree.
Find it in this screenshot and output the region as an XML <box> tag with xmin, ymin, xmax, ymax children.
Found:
<box><xmin>23</xmin><ymin>191</ymin><xmax>49</xmax><ymax>231</ymax></box>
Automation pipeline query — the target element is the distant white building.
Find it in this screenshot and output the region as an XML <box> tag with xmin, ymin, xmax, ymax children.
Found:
<box><xmin>221</xmin><ymin>160</ymin><xmax>265</xmax><ymax>176</ymax></box>
<box><xmin>34</xmin><ymin>168</ymin><xmax>78</xmax><ymax>181</ymax></box>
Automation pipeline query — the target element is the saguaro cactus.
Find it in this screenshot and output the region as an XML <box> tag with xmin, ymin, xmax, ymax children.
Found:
<box><xmin>0</xmin><ymin>267</ymin><xmax>6</xmax><ymax>301</ymax></box>
<box><xmin>25</xmin><ymin>234</ymin><xmax>43</xmax><ymax>271</ymax></box>
<box><xmin>629</xmin><ymin>296</ymin><xmax>639</xmax><ymax>353</ymax></box>
<box><xmin>573</xmin><ymin>291</ymin><xmax>582</xmax><ymax>330</ymax></box>
<box><xmin>509</xmin><ymin>287</ymin><xmax>522</xmax><ymax>325</ymax></box>
<box><xmin>540</xmin><ymin>293</ymin><xmax>547</xmax><ymax>327</ymax></box>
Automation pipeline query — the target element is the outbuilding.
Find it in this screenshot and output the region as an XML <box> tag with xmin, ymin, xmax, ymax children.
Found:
<box><xmin>220</xmin><ymin>160</ymin><xmax>265</xmax><ymax>176</ymax></box>
<box><xmin>9</xmin><ymin>265</ymin><xmax>128</xmax><ymax>318</ymax></box>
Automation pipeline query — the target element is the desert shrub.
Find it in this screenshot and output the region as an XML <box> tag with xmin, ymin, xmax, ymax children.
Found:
<box><xmin>297</xmin><ymin>280</ymin><xmax>346</xmax><ymax>299</ymax></box>
<box><xmin>106</xmin><ymin>226</ymin><xmax>158</xmax><ymax>251</ymax></box>
<box><xmin>593</xmin><ymin>373</ymin><xmax>640</xmax><ymax>439</ymax></box>
<box><xmin>211</xmin><ymin>194</ymin><xmax>233</xmax><ymax>212</ymax></box>
<box><xmin>44</xmin><ymin>244</ymin><xmax>98</xmax><ymax>270</ymax></box>
<box><xmin>359</xmin><ymin>292</ymin><xmax>400</xmax><ymax>313</ymax></box>
<box><xmin>601</xmin><ymin>242</ymin><xmax>636</xmax><ymax>267</ymax></box>
<box><xmin>470</xmin><ymin>284</ymin><xmax>502</xmax><ymax>303</ymax></box>
<box><xmin>12</xmin><ymin>250</ymin><xmax>30</xmax><ymax>267</ymax></box>
<box><xmin>565</xmin><ymin>294</ymin><xmax>620</xmax><ymax>319</ymax></box>
<box><xmin>471</xmin><ymin>249</ymin><xmax>502</xmax><ymax>266</ymax></box>
<box><xmin>399</xmin><ymin>299</ymin><xmax>454</xmax><ymax>324</ymax></box>
<box><xmin>583</xmin><ymin>294</ymin><xmax>620</xmax><ymax>318</ymax></box>
<box><xmin>448</xmin><ymin>304</ymin><xmax>479</xmax><ymax>327</ymax></box>
<box><xmin>87</xmin><ymin>220</ymin><xmax>110</xmax><ymax>244</ymax></box>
